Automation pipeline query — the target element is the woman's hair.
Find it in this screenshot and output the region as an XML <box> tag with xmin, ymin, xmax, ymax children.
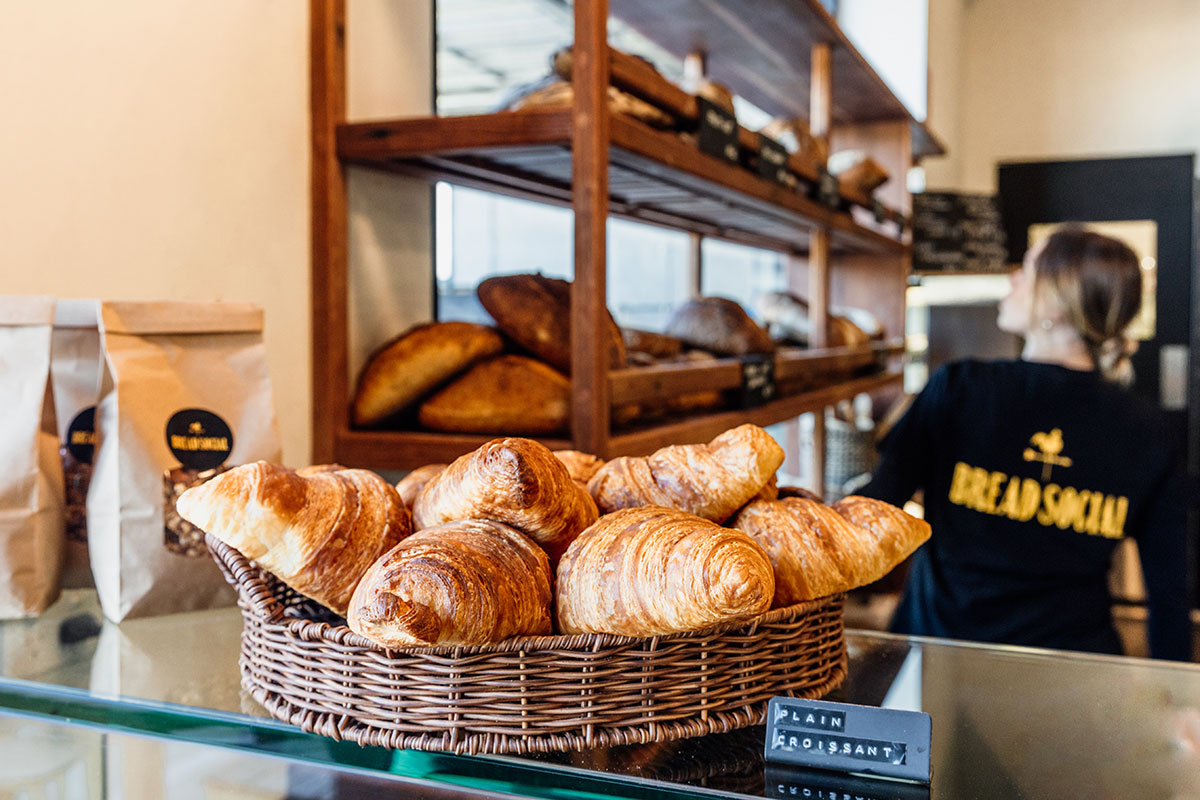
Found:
<box><xmin>1033</xmin><ymin>226</ymin><xmax>1143</xmax><ymax>383</ymax></box>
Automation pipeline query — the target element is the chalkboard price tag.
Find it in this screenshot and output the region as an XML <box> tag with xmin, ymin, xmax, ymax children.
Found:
<box><xmin>816</xmin><ymin>166</ymin><xmax>840</xmax><ymax>208</ymax></box>
<box><xmin>765</xmin><ymin>697</ymin><xmax>932</xmax><ymax>784</ymax></box>
<box><xmin>697</xmin><ymin>97</ymin><xmax>740</xmax><ymax>165</ymax></box>
<box><xmin>739</xmin><ymin>355</ymin><xmax>776</xmax><ymax>408</ymax></box>
<box><xmin>757</xmin><ymin>135</ymin><xmax>790</xmax><ymax>185</ymax></box>
<box><xmin>873</xmin><ymin>198</ymin><xmax>888</xmax><ymax>225</ymax></box>
<box><xmin>763</xmin><ymin>765</ymin><xmax>930</xmax><ymax>800</ymax></box>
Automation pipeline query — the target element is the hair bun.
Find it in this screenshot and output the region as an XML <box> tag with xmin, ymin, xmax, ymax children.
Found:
<box><xmin>1098</xmin><ymin>336</ymin><xmax>1137</xmax><ymax>385</ymax></box>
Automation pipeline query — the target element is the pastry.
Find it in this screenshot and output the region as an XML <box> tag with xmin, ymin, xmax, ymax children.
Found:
<box><xmin>664</xmin><ymin>297</ymin><xmax>774</xmax><ymax>356</ymax></box>
<box><xmin>587</xmin><ymin>423</ymin><xmax>784</xmax><ymax>523</ymax></box>
<box><xmin>394</xmin><ymin>463</ymin><xmax>447</xmax><ymax>510</ymax></box>
<box><xmin>832</xmin><ymin>495</ymin><xmax>932</xmax><ymax>579</ymax></box>
<box><xmin>412</xmin><ymin>437</ymin><xmax>598</xmax><ymax>563</ymax></box>
<box><xmin>556</xmin><ymin>506</ymin><xmax>774</xmax><ymax>636</ymax></box>
<box><xmin>175</xmin><ymin>461</ymin><xmax>411</xmax><ymax>616</ymax></box>
<box><xmin>758</xmin><ymin>292</ymin><xmax>871</xmax><ymax>347</ymax></box>
<box><xmin>553</xmin><ymin>450</ymin><xmax>606</xmax><ymax>485</ymax></box>
<box><xmin>352</xmin><ymin>322</ymin><xmax>503</xmax><ymax>426</ymax></box>
<box><xmin>504</xmin><ymin>77</ymin><xmax>676</xmax><ymax>130</ymax></box>
<box><xmin>348</xmin><ymin>519</ymin><xmax>552</xmax><ymax>647</ymax></box>
<box><xmin>731</xmin><ymin>496</ymin><xmax>929</xmax><ymax>606</ymax></box>
<box><xmin>476</xmin><ymin>273</ymin><xmax>626</xmax><ymax>374</ymax></box>
<box><xmin>418</xmin><ymin>355</ymin><xmax>570</xmax><ymax>435</ymax></box>
<box><xmin>829</xmin><ymin>151</ymin><xmax>890</xmax><ymax>194</ymax></box>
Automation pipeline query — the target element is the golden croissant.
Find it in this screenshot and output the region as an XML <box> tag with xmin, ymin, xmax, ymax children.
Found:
<box><xmin>732</xmin><ymin>496</ymin><xmax>930</xmax><ymax>606</ymax></box>
<box><xmin>556</xmin><ymin>506</ymin><xmax>775</xmax><ymax>636</ymax></box>
<box><xmin>412</xmin><ymin>437</ymin><xmax>598</xmax><ymax>563</ymax></box>
<box><xmin>394</xmin><ymin>463</ymin><xmax>447</xmax><ymax>510</ymax></box>
<box><xmin>175</xmin><ymin>461</ymin><xmax>411</xmax><ymax>616</ymax></box>
<box><xmin>587</xmin><ymin>424</ymin><xmax>784</xmax><ymax>522</ymax></box>
<box><xmin>347</xmin><ymin>518</ymin><xmax>552</xmax><ymax>647</ymax></box>
<box><xmin>552</xmin><ymin>449</ymin><xmax>606</xmax><ymax>485</ymax></box>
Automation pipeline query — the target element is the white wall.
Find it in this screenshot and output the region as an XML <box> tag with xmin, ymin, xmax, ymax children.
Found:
<box><xmin>1</xmin><ymin>1</ymin><xmax>434</xmax><ymax>466</ymax></box>
<box><xmin>928</xmin><ymin>0</ymin><xmax>1200</xmax><ymax>192</ymax></box>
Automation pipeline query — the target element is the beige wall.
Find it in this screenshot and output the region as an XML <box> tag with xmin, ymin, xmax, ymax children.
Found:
<box><xmin>925</xmin><ymin>0</ymin><xmax>1200</xmax><ymax>192</ymax></box>
<box><xmin>2</xmin><ymin>1</ymin><xmax>433</xmax><ymax>466</ymax></box>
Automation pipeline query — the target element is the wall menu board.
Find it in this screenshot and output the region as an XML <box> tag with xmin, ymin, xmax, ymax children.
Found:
<box><xmin>913</xmin><ymin>192</ymin><xmax>1008</xmax><ymax>272</ymax></box>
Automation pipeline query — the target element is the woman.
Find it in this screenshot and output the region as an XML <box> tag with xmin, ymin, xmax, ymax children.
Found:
<box><xmin>864</xmin><ymin>227</ymin><xmax>1191</xmax><ymax>660</ymax></box>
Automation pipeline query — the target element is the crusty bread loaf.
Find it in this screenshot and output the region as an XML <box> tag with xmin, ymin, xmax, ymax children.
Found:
<box><xmin>413</xmin><ymin>437</ymin><xmax>598</xmax><ymax>564</ymax></box>
<box><xmin>665</xmin><ymin>297</ymin><xmax>774</xmax><ymax>356</ymax></box>
<box><xmin>476</xmin><ymin>274</ymin><xmax>626</xmax><ymax>374</ymax></box>
<box><xmin>352</xmin><ymin>322</ymin><xmax>503</xmax><ymax>426</ymax></box>
<box><xmin>556</xmin><ymin>507</ymin><xmax>774</xmax><ymax>636</ymax></box>
<box><xmin>348</xmin><ymin>519</ymin><xmax>552</xmax><ymax>647</ymax></box>
<box><xmin>418</xmin><ymin>355</ymin><xmax>570</xmax><ymax>435</ymax></box>
<box><xmin>176</xmin><ymin>462</ymin><xmax>410</xmax><ymax>616</ymax></box>
<box><xmin>587</xmin><ymin>423</ymin><xmax>784</xmax><ymax>523</ymax></box>
<box><xmin>622</xmin><ymin>328</ymin><xmax>685</xmax><ymax>360</ymax></box>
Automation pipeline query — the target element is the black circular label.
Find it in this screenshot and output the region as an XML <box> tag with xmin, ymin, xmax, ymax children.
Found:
<box><xmin>65</xmin><ymin>406</ymin><xmax>97</xmax><ymax>463</ymax></box>
<box><xmin>165</xmin><ymin>409</ymin><xmax>234</xmax><ymax>471</ymax></box>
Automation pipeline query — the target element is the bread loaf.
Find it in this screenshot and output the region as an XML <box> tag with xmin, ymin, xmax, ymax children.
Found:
<box><xmin>394</xmin><ymin>464</ymin><xmax>447</xmax><ymax>510</ymax></box>
<box><xmin>413</xmin><ymin>437</ymin><xmax>598</xmax><ymax>563</ymax></box>
<box><xmin>476</xmin><ymin>274</ymin><xmax>626</xmax><ymax>374</ymax></box>
<box><xmin>418</xmin><ymin>355</ymin><xmax>570</xmax><ymax>435</ymax></box>
<box><xmin>352</xmin><ymin>322</ymin><xmax>503</xmax><ymax>426</ymax></box>
<box><xmin>664</xmin><ymin>297</ymin><xmax>773</xmax><ymax>356</ymax></box>
<box><xmin>556</xmin><ymin>506</ymin><xmax>774</xmax><ymax>636</ymax></box>
<box><xmin>587</xmin><ymin>423</ymin><xmax>784</xmax><ymax>523</ymax></box>
<box><xmin>731</xmin><ymin>496</ymin><xmax>929</xmax><ymax>606</ymax></box>
<box><xmin>622</xmin><ymin>328</ymin><xmax>684</xmax><ymax>360</ymax></box>
<box><xmin>348</xmin><ymin>519</ymin><xmax>552</xmax><ymax>647</ymax></box>
<box><xmin>176</xmin><ymin>462</ymin><xmax>410</xmax><ymax>616</ymax></box>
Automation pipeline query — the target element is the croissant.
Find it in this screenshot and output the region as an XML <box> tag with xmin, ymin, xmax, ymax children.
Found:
<box><xmin>394</xmin><ymin>463</ymin><xmax>447</xmax><ymax>510</ymax></box>
<box><xmin>552</xmin><ymin>449</ymin><xmax>606</xmax><ymax>485</ymax></box>
<box><xmin>586</xmin><ymin>424</ymin><xmax>784</xmax><ymax>522</ymax></box>
<box><xmin>348</xmin><ymin>519</ymin><xmax>552</xmax><ymax>647</ymax></box>
<box><xmin>176</xmin><ymin>462</ymin><xmax>411</xmax><ymax>616</ymax></box>
<box><xmin>832</xmin><ymin>495</ymin><xmax>932</xmax><ymax>575</ymax></box>
<box><xmin>556</xmin><ymin>506</ymin><xmax>775</xmax><ymax>636</ymax></box>
<box><xmin>731</xmin><ymin>496</ymin><xmax>929</xmax><ymax>606</ymax></box>
<box><xmin>412</xmin><ymin>438</ymin><xmax>598</xmax><ymax>563</ymax></box>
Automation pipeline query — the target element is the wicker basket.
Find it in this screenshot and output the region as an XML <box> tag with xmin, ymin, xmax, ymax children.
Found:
<box><xmin>209</xmin><ymin>532</ymin><xmax>847</xmax><ymax>754</ymax></box>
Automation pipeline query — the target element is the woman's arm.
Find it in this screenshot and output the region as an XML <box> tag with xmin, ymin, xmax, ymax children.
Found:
<box><xmin>861</xmin><ymin>365</ymin><xmax>951</xmax><ymax>507</ymax></box>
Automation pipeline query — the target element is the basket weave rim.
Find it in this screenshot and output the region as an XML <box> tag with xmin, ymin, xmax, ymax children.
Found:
<box><xmin>207</xmin><ymin>531</ymin><xmax>845</xmax><ymax>655</ymax></box>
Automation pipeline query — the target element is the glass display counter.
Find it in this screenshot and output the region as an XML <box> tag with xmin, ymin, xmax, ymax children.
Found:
<box><xmin>2</xmin><ymin>590</ymin><xmax>1199</xmax><ymax>798</ymax></box>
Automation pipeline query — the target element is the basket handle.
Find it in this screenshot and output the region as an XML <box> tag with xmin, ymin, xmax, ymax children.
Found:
<box><xmin>206</xmin><ymin>532</ymin><xmax>287</xmax><ymax>624</ymax></box>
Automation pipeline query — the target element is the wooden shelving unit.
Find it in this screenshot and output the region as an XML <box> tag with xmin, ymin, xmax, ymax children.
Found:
<box><xmin>310</xmin><ymin>0</ymin><xmax>941</xmax><ymax>471</ymax></box>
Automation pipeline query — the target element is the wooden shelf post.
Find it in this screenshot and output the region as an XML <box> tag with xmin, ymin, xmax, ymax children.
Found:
<box><xmin>808</xmin><ymin>41</ymin><xmax>834</xmax><ymax>492</ymax></box>
<box><xmin>571</xmin><ymin>0</ymin><xmax>612</xmax><ymax>455</ymax></box>
<box><xmin>311</xmin><ymin>0</ymin><xmax>348</xmax><ymax>464</ymax></box>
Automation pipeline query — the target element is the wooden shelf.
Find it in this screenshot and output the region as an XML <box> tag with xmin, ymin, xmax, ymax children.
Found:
<box><xmin>339</xmin><ymin>109</ymin><xmax>907</xmax><ymax>256</ymax></box>
<box><xmin>334</xmin><ymin>368</ymin><xmax>902</xmax><ymax>471</ymax></box>
<box><xmin>609</xmin><ymin>0</ymin><xmax>944</xmax><ymax>159</ymax></box>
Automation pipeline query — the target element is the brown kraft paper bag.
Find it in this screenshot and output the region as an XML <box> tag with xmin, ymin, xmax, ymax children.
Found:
<box><xmin>51</xmin><ymin>298</ymin><xmax>103</xmax><ymax>589</ymax></box>
<box><xmin>88</xmin><ymin>301</ymin><xmax>281</xmax><ymax>622</ymax></box>
<box><xmin>0</xmin><ymin>295</ymin><xmax>65</xmax><ymax>618</ymax></box>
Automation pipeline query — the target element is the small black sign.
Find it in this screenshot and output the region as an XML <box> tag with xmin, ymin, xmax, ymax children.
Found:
<box><xmin>763</xmin><ymin>765</ymin><xmax>931</xmax><ymax>800</ymax></box>
<box><xmin>740</xmin><ymin>355</ymin><xmax>776</xmax><ymax>408</ymax></box>
<box><xmin>757</xmin><ymin>136</ymin><xmax>790</xmax><ymax>185</ymax></box>
<box><xmin>697</xmin><ymin>97</ymin><xmax>740</xmax><ymax>165</ymax></box>
<box><xmin>816</xmin><ymin>166</ymin><xmax>841</xmax><ymax>208</ymax></box>
<box><xmin>765</xmin><ymin>697</ymin><xmax>931</xmax><ymax>784</ymax></box>
<box><xmin>66</xmin><ymin>406</ymin><xmax>98</xmax><ymax>463</ymax></box>
<box><xmin>166</xmin><ymin>408</ymin><xmax>234</xmax><ymax>471</ymax></box>
<box><xmin>873</xmin><ymin>198</ymin><xmax>888</xmax><ymax>225</ymax></box>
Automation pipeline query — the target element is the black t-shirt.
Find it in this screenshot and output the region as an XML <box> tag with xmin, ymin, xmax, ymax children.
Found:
<box><xmin>864</xmin><ymin>359</ymin><xmax>1191</xmax><ymax>660</ymax></box>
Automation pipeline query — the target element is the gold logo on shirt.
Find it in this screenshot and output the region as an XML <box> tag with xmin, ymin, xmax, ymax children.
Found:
<box><xmin>1022</xmin><ymin>428</ymin><xmax>1073</xmax><ymax>480</ymax></box>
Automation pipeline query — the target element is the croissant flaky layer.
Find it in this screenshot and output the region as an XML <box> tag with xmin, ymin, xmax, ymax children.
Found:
<box><xmin>413</xmin><ymin>438</ymin><xmax>598</xmax><ymax>563</ymax></box>
<box><xmin>347</xmin><ymin>519</ymin><xmax>552</xmax><ymax>647</ymax></box>
<box><xmin>176</xmin><ymin>461</ymin><xmax>411</xmax><ymax>616</ymax></box>
<box><xmin>395</xmin><ymin>463</ymin><xmax>447</xmax><ymax>510</ymax></box>
<box><xmin>732</xmin><ymin>496</ymin><xmax>930</xmax><ymax>606</ymax></box>
<box><xmin>586</xmin><ymin>423</ymin><xmax>784</xmax><ymax>522</ymax></box>
<box><xmin>556</xmin><ymin>506</ymin><xmax>775</xmax><ymax>637</ymax></box>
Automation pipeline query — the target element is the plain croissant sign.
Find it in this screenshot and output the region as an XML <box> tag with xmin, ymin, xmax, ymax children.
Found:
<box><xmin>764</xmin><ymin>697</ymin><xmax>932</xmax><ymax>784</ymax></box>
